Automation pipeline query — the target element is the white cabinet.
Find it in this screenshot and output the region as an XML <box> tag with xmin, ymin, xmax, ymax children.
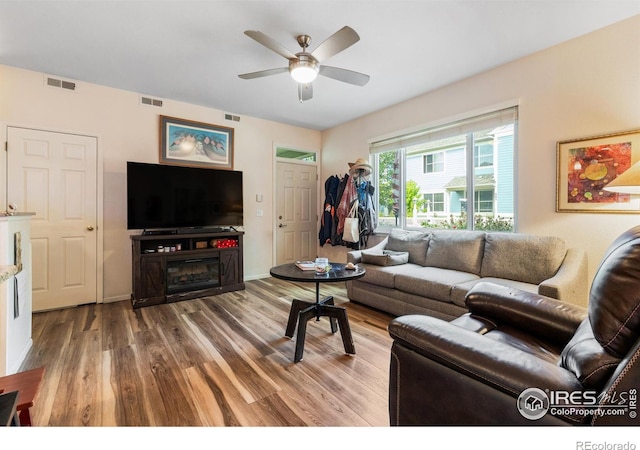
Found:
<box><xmin>0</xmin><ymin>214</ymin><xmax>33</xmax><ymax>376</ymax></box>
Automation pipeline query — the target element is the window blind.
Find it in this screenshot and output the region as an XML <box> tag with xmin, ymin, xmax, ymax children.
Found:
<box><xmin>369</xmin><ymin>106</ymin><xmax>518</xmax><ymax>154</ymax></box>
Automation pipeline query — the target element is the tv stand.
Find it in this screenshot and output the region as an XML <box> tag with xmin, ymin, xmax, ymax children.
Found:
<box><xmin>176</xmin><ymin>227</ymin><xmax>237</xmax><ymax>234</ymax></box>
<box><xmin>141</xmin><ymin>227</ymin><xmax>240</xmax><ymax>236</ymax></box>
<box><xmin>130</xmin><ymin>230</ymin><xmax>244</xmax><ymax>309</ymax></box>
<box><xmin>142</xmin><ymin>229</ymin><xmax>177</xmax><ymax>235</ymax></box>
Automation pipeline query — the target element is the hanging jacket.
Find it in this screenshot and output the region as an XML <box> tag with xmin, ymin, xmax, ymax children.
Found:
<box><xmin>319</xmin><ymin>175</ymin><xmax>339</xmax><ymax>246</ymax></box>
<box><xmin>336</xmin><ymin>175</ymin><xmax>357</xmax><ymax>235</ymax></box>
<box><xmin>356</xmin><ymin>182</ymin><xmax>377</xmax><ymax>248</ymax></box>
<box><xmin>331</xmin><ymin>174</ymin><xmax>349</xmax><ymax>246</ymax></box>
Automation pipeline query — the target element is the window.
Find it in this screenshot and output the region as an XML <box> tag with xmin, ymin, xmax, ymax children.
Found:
<box><xmin>474</xmin><ymin>143</ymin><xmax>493</xmax><ymax>168</ymax></box>
<box><xmin>475</xmin><ymin>190</ymin><xmax>494</xmax><ymax>213</ymax></box>
<box><xmin>275</xmin><ymin>146</ymin><xmax>317</xmax><ymax>162</ymax></box>
<box><xmin>370</xmin><ymin>107</ymin><xmax>517</xmax><ymax>232</ymax></box>
<box><xmin>423</xmin><ymin>192</ymin><xmax>445</xmax><ymax>212</ymax></box>
<box><xmin>423</xmin><ymin>152</ymin><xmax>444</xmax><ymax>173</ymax></box>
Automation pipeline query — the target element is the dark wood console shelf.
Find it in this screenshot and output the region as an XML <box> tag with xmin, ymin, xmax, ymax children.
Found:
<box><xmin>130</xmin><ymin>230</ymin><xmax>244</xmax><ymax>309</ymax></box>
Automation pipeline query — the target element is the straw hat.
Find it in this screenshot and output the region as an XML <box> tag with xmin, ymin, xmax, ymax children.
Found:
<box><xmin>348</xmin><ymin>157</ymin><xmax>373</xmax><ymax>176</ymax></box>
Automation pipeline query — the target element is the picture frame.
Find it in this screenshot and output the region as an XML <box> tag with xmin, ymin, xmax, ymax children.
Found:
<box><xmin>159</xmin><ymin>115</ymin><xmax>234</xmax><ymax>170</ymax></box>
<box><xmin>556</xmin><ymin>129</ymin><xmax>640</xmax><ymax>213</ymax></box>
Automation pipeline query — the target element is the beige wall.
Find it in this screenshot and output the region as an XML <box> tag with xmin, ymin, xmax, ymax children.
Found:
<box><xmin>320</xmin><ymin>15</ymin><xmax>640</xmax><ymax>297</ymax></box>
<box><xmin>0</xmin><ymin>65</ymin><xmax>321</xmax><ymax>301</ymax></box>
<box><xmin>1</xmin><ymin>14</ymin><xmax>639</xmax><ymax>305</ymax></box>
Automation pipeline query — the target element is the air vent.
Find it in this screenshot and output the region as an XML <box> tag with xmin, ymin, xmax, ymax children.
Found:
<box><xmin>224</xmin><ymin>113</ymin><xmax>241</xmax><ymax>122</ymax></box>
<box><xmin>140</xmin><ymin>96</ymin><xmax>163</xmax><ymax>107</ymax></box>
<box><xmin>46</xmin><ymin>76</ymin><xmax>76</xmax><ymax>91</ymax></box>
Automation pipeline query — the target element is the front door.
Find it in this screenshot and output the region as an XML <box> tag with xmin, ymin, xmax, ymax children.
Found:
<box><xmin>275</xmin><ymin>161</ymin><xmax>317</xmax><ymax>265</ymax></box>
<box><xmin>7</xmin><ymin>127</ymin><xmax>98</xmax><ymax>311</ymax></box>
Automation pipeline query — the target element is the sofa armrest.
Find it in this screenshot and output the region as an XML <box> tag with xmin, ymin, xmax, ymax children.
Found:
<box><xmin>465</xmin><ymin>281</ymin><xmax>587</xmax><ymax>344</ymax></box>
<box><xmin>347</xmin><ymin>236</ymin><xmax>388</xmax><ymax>264</ymax></box>
<box><xmin>539</xmin><ymin>248</ymin><xmax>588</xmax><ymax>307</ymax></box>
<box><xmin>388</xmin><ymin>315</ymin><xmax>583</xmax><ymax>397</ymax></box>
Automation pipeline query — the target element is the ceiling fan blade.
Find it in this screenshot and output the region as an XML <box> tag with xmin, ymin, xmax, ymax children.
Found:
<box><xmin>319</xmin><ymin>65</ymin><xmax>370</xmax><ymax>86</ymax></box>
<box><xmin>311</xmin><ymin>26</ymin><xmax>360</xmax><ymax>63</ymax></box>
<box><xmin>244</xmin><ymin>30</ymin><xmax>297</xmax><ymax>60</ymax></box>
<box><xmin>298</xmin><ymin>83</ymin><xmax>313</xmax><ymax>102</ymax></box>
<box><xmin>238</xmin><ymin>67</ymin><xmax>288</xmax><ymax>79</ymax></box>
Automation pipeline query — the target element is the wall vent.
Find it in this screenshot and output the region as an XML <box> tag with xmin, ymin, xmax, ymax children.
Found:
<box><xmin>140</xmin><ymin>96</ymin><xmax>163</xmax><ymax>107</ymax></box>
<box><xmin>46</xmin><ymin>76</ymin><xmax>76</xmax><ymax>91</ymax></box>
<box><xmin>224</xmin><ymin>113</ymin><xmax>241</xmax><ymax>122</ymax></box>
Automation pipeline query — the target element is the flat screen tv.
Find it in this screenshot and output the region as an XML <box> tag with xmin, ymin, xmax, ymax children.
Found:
<box><xmin>127</xmin><ymin>161</ymin><xmax>243</xmax><ymax>231</ymax></box>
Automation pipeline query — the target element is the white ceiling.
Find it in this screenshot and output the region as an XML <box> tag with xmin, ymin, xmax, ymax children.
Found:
<box><xmin>1</xmin><ymin>1</ymin><xmax>639</xmax><ymax>131</ymax></box>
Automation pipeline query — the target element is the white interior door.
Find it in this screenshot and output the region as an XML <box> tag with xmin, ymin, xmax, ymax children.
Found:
<box><xmin>7</xmin><ymin>127</ymin><xmax>98</xmax><ymax>311</ymax></box>
<box><xmin>275</xmin><ymin>161</ymin><xmax>317</xmax><ymax>265</ymax></box>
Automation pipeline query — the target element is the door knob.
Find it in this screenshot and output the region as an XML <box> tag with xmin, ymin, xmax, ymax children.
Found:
<box><xmin>279</xmin><ymin>224</ymin><xmax>287</xmax><ymax>228</ymax></box>
<box><xmin>87</xmin><ymin>226</ymin><xmax>95</xmax><ymax>231</ymax></box>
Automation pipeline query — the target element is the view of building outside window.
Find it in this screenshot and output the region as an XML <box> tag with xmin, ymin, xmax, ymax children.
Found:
<box><xmin>374</xmin><ymin>122</ymin><xmax>515</xmax><ymax>232</ymax></box>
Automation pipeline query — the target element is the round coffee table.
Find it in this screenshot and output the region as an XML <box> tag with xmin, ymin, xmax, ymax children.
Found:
<box><xmin>269</xmin><ymin>262</ymin><xmax>366</xmax><ymax>362</ymax></box>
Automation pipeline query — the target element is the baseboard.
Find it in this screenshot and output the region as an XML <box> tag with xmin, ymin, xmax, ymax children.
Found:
<box><xmin>102</xmin><ymin>294</ymin><xmax>131</xmax><ymax>304</ymax></box>
<box><xmin>244</xmin><ymin>273</ymin><xmax>270</xmax><ymax>281</ymax></box>
<box><xmin>13</xmin><ymin>339</ymin><xmax>32</xmax><ymax>374</ymax></box>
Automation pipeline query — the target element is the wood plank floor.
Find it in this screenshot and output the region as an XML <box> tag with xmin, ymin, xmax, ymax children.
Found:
<box><xmin>19</xmin><ymin>277</ymin><xmax>395</xmax><ymax>427</ymax></box>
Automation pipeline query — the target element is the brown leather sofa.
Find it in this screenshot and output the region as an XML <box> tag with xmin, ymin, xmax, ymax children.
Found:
<box><xmin>388</xmin><ymin>225</ymin><xmax>640</xmax><ymax>425</ymax></box>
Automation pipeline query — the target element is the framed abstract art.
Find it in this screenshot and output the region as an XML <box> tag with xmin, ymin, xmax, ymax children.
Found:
<box><xmin>556</xmin><ymin>129</ymin><xmax>640</xmax><ymax>213</ymax></box>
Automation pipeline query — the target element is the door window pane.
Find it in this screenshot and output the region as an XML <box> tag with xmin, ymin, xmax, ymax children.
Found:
<box><xmin>276</xmin><ymin>147</ymin><xmax>317</xmax><ymax>162</ymax></box>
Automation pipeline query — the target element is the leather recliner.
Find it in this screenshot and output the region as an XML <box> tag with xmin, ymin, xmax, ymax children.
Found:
<box><xmin>388</xmin><ymin>225</ymin><xmax>640</xmax><ymax>425</ymax></box>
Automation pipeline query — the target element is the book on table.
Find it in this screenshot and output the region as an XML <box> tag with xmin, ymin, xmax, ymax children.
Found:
<box><xmin>295</xmin><ymin>261</ymin><xmax>316</xmax><ymax>271</ymax></box>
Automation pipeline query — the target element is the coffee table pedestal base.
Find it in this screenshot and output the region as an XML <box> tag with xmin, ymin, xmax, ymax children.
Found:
<box><xmin>285</xmin><ymin>296</ymin><xmax>355</xmax><ymax>363</ymax></box>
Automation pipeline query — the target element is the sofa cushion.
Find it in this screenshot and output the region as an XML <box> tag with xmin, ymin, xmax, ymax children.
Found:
<box><xmin>361</xmin><ymin>250</ymin><xmax>409</xmax><ymax>266</ymax></box>
<box><xmin>425</xmin><ymin>230</ymin><xmax>485</xmax><ymax>274</ymax></box>
<box><xmin>394</xmin><ymin>266</ymin><xmax>479</xmax><ymax>303</ymax></box>
<box><xmin>449</xmin><ymin>277</ymin><xmax>539</xmax><ymax>308</ymax></box>
<box><xmin>358</xmin><ymin>263</ymin><xmax>415</xmax><ymax>289</ymax></box>
<box><xmin>481</xmin><ymin>232</ymin><xmax>566</xmax><ymax>284</ymax></box>
<box><xmin>386</xmin><ymin>228</ymin><xmax>430</xmax><ymax>266</ymax></box>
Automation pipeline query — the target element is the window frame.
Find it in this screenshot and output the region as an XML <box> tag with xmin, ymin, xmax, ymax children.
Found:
<box><xmin>423</xmin><ymin>151</ymin><xmax>445</xmax><ymax>174</ymax></box>
<box><xmin>474</xmin><ymin>190</ymin><xmax>494</xmax><ymax>213</ymax></box>
<box><xmin>423</xmin><ymin>192</ymin><xmax>445</xmax><ymax>213</ymax></box>
<box><xmin>369</xmin><ymin>106</ymin><xmax>517</xmax><ymax>232</ymax></box>
<box><xmin>474</xmin><ymin>143</ymin><xmax>494</xmax><ymax>168</ymax></box>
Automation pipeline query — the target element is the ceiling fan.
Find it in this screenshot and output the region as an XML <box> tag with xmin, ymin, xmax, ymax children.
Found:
<box><xmin>238</xmin><ymin>26</ymin><xmax>370</xmax><ymax>102</ymax></box>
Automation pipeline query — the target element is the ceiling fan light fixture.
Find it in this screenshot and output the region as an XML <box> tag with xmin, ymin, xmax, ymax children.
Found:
<box><xmin>289</xmin><ymin>56</ymin><xmax>319</xmax><ymax>84</ymax></box>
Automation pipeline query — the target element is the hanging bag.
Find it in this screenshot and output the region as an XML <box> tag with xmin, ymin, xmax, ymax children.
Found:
<box><xmin>343</xmin><ymin>199</ymin><xmax>360</xmax><ymax>243</ymax></box>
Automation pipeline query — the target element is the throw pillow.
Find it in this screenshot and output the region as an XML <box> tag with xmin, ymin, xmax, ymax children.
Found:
<box><xmin>361</xmin><ymin>250</ymin><xmax>409</xmax><ymax>266</ymax></box>
<box><xmin>386</xmin><ymin>228</ymin><xmax>430</xmax><ymax>266</ymax></box>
